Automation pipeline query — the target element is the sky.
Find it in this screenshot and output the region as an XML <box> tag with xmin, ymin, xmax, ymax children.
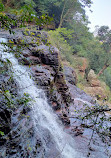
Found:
<box><xmin>85</xmin><ymin>0</ymin><xmax>111</xmax><ymax>32</ymax></box>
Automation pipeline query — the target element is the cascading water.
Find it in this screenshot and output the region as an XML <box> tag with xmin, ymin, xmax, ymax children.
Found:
<box><xmin>0</xmin><ymin>38</ymin><xmax>83</xmax><ymax>158</ymax></box>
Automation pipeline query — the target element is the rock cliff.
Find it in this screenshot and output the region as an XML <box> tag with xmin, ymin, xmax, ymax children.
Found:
<box><xmin>0</xmin><ymin>29</ymin><xmax>111</xmax><ymax>158</ymax></box>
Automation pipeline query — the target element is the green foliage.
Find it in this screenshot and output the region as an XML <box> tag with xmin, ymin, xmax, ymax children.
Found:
<box><xmin>97</xmin><ymin>25</ymin><xmax>111</xmax><ymax>62</ymax></box>
<box><xmin>0</xmin><ymin>2</ymin><xmax>53</xmax><ymax>34</ymax></box>
<box><xmin>102</xmin><ymin>67</ymin><xmax>111</xmax><ymax>90</ymax></box>
<box><xmin>87</xmin><ymin>39</ymin><xmax>105</xmax><ymax>73</ymax></box>
<box><xmin>0</xmin><ymin>131</ymin><xmax>4</xmax><ymax>136</ymax></box>
<box><xmin>0</xmin><ymin>2</ymin><xmax>4</xmax><ymax>11</ymax></box>
<box><xmin>48</xmin><ymin>21</ymin><xmax>106</xmax><ymax>75</ymax></box>
<box><xmin>1</xmin><ymin>89</ymin><xmax>31</xmax><ymax>109</ymax></box>
<box><xmin>0</xmin><ymin>11</ymin><xmax>15</xmax><ymax>33</ymax></box>
<box><xmin>33</xmin><ymin>0</ymin><xmax>92</xmax><ymax>27</ymax></box>
<box><xmin>97</xmin><ymin>26</ymin><xmax>110</xmax><ymax>42</ymax></box>
<box><xmin>49</xmin><ymin>28</ymin><xmax>74</xmax><ymax>64</ymax></box>
<box><xmin>2</xmin><ymin>0</ymin><xmax>35</xmax><ymax>9</ymax></box>
<box><xmin>67</xmin><ymin>21</ymin><xmax>93</xmax><ymax>56</ymax></box>
<box><xmin>17</xmin><ymin>93</ymin><xmax>32</xmax><ymax>106</ymax></box>
<box><xmin>1</xmin><ymin>0</ymin><xmax>92</xmax><ymax>28</ymax></box>
<box><xmin>0</xmin><ymin>58</ymin><xmax>32</xmax><ymax>109</ymax></box>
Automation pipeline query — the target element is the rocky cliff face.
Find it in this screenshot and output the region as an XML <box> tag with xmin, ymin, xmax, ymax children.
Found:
<box><xmin>19</xmin><ymin>31</ymin><xmax>74</xmax><ymax>124</ymax></box>
<box><xmin>0</xmin><ymin>29</ymin><xmax>76</xmax><ymax>158</ymax></box>
<box><xmin>0</xmin><ymin>29</ymin><xmax>110</xmax><ymax>158</ymax></box>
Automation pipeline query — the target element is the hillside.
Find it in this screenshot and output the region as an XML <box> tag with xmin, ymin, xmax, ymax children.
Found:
<box><xmin>48</xmin><ymin>28</ymin><xmax>111</xmax><ymax>105</ymax></box>
<box><xmin>61</xmin><ymin>55</ymin><xmax>111</xmax><ymax>105</ymax></box>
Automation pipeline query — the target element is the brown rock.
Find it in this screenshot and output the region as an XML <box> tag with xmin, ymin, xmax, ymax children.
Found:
<box><xmin>88</xmin><ymin>69</ymin><xmax>100</xmax><ymax>87</ymax></box>
<box><xmin>90</xmin><ymin>79</ymin><xmax>101</xmax><ymax>87</ymax></box>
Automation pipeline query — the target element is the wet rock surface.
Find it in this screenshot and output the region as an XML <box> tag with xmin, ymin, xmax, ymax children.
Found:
<box><xmin>64</xmin><ymin>65</ymin><xmax>77</xmax><ymax>85</ymax></box>
<box><xmin>65</xmin><ymin>82</ymin><xmax>111</xmax><ymax>158</ymax></box>
<box><xmin>0</xmin><ymin>29</ymin><xmax>111</xmax><ymax>158</ymax></box>
<box><xmin>0</xmin><ymin>57</ymin><xmax>60</xmax><ymax>158</ymax></box>
<box><xmin>0</xmin><ymin>29</ymin><xmax>71</xmax><ymax>157</ymax></box>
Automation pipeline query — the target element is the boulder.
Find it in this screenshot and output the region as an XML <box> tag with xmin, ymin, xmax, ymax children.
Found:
<box><xmin>88</xmin><ymin>69</ymin><xmax>100</xmax><ymax>87</ymax></box>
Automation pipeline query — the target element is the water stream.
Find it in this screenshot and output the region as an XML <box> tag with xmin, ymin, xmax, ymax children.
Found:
<box><xmin>0</xmin><ymin>38</ymin><xmax>82</xmax><ymax>158</ymax></box>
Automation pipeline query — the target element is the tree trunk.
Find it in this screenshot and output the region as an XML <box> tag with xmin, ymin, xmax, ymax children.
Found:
<box><xmin>97</xmin><ymin>63</ymin><xmax>110</xmax><ymax>77</ymax></box>
<box><xmin>58</xmin><ymin>0</ymin><xmax>67</xmax><ymax>28</ymax></box>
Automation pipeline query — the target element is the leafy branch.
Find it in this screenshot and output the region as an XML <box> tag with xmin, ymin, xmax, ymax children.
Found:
<box><xmin>70</xmin><ymin>102</ymin><xmax>111</xmax><ymax>157</ymax></box>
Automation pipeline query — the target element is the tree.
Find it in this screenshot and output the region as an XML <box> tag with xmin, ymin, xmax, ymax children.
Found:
<box><xmin>96</xmin><ymin>26</ymin><xmax>111</xmax><ymax>76</ymax></box>
<box><xmin>66</xmin><ymin>20</ymin><xmax>93</xmax><ymax>56</ymax></box>
<box><xmin>33</xmin><ymin>0</ymin><xmax>92</xmax><ymax>28</ymax></box>
<box><xmin>58</xmin><ymin>0</ymin><xmax>92</xmax><ymax>28</ymax></box>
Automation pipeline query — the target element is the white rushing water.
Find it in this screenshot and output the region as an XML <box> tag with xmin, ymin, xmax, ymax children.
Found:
<box><xmin>0</xmin><ymin>38</ymin><xmax>83</xmax><ymax>158</ymax></box>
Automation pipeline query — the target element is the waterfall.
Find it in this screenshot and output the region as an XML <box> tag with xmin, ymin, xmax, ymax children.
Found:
<box><xmin>0</xmin><ymin>38</ymin><xmax>83</xmax><ymax>158</ymax></box>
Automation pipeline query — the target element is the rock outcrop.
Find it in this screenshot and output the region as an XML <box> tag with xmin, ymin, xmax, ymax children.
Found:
<box><xmin>0</xmin><ymin>30</ymin><xmax>72</xmax><ymax>158</ymax></box>
<box><xmin>0</xmin><ymin>29</ymin><xmax>110</xmax><ymax>158</ymax></box>
<box><xmin>64</xmin><ymin>65</ymin><xmax>77</xmax><ymax>85</ymax></box>
<box><xmin>84</xmin><ymin>69</ymin><xmax>108</xmax><ymax>99</ymax></box>
<box><xmin>87</xmin><ymin>69</ymin><xmax>100</xmax><ymax>87</ymax></box>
